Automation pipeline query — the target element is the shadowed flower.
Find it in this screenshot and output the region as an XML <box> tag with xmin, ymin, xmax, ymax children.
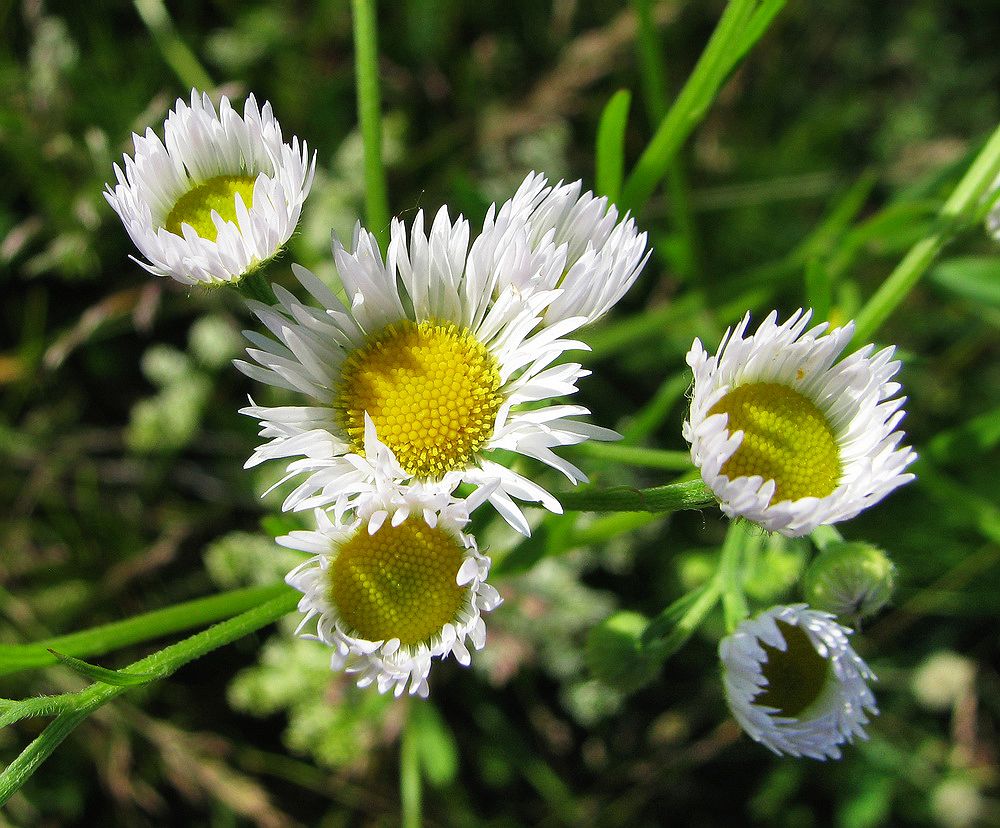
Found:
<box><xmin>281</xmin><ymin>491</ymin><xmax>500</xmax><ymax>698</ymax></box>
<box><xmin>105</xmin><ymin>89</ymin><xmax>315</xmax><ymax>286</ymax></box>
<box><xmin>683</xmin><ymin>309</ymin><xmax>916</xmax><ymax>536</ymax></box>
<box><xmin>720</xmin><ymin>604</ymin><xmax>877</xmax><ymax>760</ymax></box>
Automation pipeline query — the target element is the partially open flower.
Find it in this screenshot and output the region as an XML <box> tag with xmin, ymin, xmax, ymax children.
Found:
<box><xmin>683</xmin><ymin>309</ymin><xmax>916</xmax><ymax>537</ymax></box>
<box><xmin>282</xmin><ymin>496</ymin><xmax>501</xmax><ymax>698</ymax></box>
<box><xmin>105</xmin><ymin>89</ymin><xmax>315</xmax><ymax>286</ymax></box>
<box><xmin>486</xmin><ymin>172</ymin><xmax>649</xmax><ymax>327</ymax></box>
<box><xmin>720</xmin><ymin>604</ymin><xmax>877</xmax><ymax>760</ymax></box>
<box><xmin>238</xmin><ymin>210</ymin><xmax>618</xmax><ymax>535</ymax></box>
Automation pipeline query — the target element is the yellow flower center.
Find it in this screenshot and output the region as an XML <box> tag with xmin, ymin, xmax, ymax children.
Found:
<box><xmin>164</xmin><ymin>174</ymin><xmax>257</xmax><ymax>241</ymax></box>
<box><xmin>336</xmin><ymin>320</ymin><xmax>504</xmax><ymax>478</ymax></box>
<box><xmin>755</xmin><ymin>620</ymin><xmax>831</xmax><ymax>717</ymax></box>
<box><xmin>709</xmin><ymin>382</ymin><xmax>841</xmax><ymax>503</ymax></box>
<box><xmin>329</xmin><ymin>519</ymin><xmax>467</xmax><ymax>646</ymax></box>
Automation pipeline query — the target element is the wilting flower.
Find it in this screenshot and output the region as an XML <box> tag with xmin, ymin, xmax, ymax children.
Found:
<box><xmin>720</xmin><ymin>604</ymin><xmax>877</xmax><ymax>760</ymax></box>
<box><xmin>281</xmin><ymin>490</ymin><xmax>501</xmax><ymax>697</ymax></box>
<box><xmin>105</xmin><ymin>89</ymin><xmax>315</xmax><ymax>286</ymax></box>
<box><xmin>238</xmin><ymin>208</ymin><xmax>618</xmax><ymax>534</ymax></box>
<box><xmin>486</xmin><ymin>172</ymin><xmax>649</xmax><ymax>327</ymax></box>
<box><xmin>683</xmin><ymin>309</ymin><xmax>916</xmax><ymax>537</ymax></box>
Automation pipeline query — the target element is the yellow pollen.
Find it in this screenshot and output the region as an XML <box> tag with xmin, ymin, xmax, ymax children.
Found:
<box><xmin>336</xmin><ymin>320</ymin><xmax>504</xmax><ymax>478</ymax></box>
<box><xmin>755</xmin><ymin>621</ymin><xmax>831</xmax><ymax>717</ymax></box>
<box><xmin>164</xmin><ymin>174</ymin><xmax>256</xmax><ymax>241</ymax></box>
<box><xmin>710</xmin><ymin>382</ymin><xmax>841</xmax><ymax>503</ymax></box>
<box><xmin>329</xmin><ymin>519</ymin><xmax>467</xmax><ymax>646</ymax></box>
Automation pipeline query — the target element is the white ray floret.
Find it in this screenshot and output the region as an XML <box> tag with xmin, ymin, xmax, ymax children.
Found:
<box><xmin>683</xmin><ymin>309</ymin><xmax>917</xmax><ymax>537</ymax></box>
<box><xmin>282</xmin><ymin>493</ymin><xmax>501</xmax><ymax>698</ymax></box>
<box><xmin>105</xmin><ymin>89</ymin><xmax>315</xmax><ymax>286</ymax></box>
<box><xmin>484</xmin><ymin>172</ymin><xmax>650</xmax><ymax>326</ymax></box>
<box><xmin>720</xmin><ymin>604</ymin><xmax>878</xmax><ymax>760</ymax></box>
<box><xmin>238</xmin><ymin>209</ymin><xmax>618</xmax><ymax>535</ymax></box>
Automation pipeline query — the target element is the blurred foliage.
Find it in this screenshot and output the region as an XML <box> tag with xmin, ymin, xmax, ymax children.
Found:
<box><xmin>1</xmin><ymin>0</ymin><xmax>999</xmax><ymax>825</ymax></box>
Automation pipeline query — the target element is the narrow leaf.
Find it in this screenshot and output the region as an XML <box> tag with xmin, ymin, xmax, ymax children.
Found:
<box><xmin>595</xmin><ymin>89</ymin><xmax>632</xmax><ymax>203</ymax></box>
<box><xmin>47</xmin><ymin>650</ymin><xmax>162</xmax><ymax>686</ymax></box>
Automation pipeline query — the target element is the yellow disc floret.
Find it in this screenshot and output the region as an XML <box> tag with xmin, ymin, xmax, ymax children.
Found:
<box><xmin>710</xmin><ymin>382</ymin><xmax>841</xmax><ymax>503</ymax></box>
<box><xmin>329</xmin><ymin>519</ymin><xmax>467</xmax><ymax>646</ymax></box>
<box><xmin>755</xmin><ymin>620</ymin><xmax>831</xmax><ymax>717</ymax></box>
<box><xmin>336</xmin><ymin>320</ymin><xmax>504</xmax><ymax>478</ymax></box>
<box><xmin>165</xmin><ymin>174</ymin><xmax>257</xmax><ymax>241</ymax></box>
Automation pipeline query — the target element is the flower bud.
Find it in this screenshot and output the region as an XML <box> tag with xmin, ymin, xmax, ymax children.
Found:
<box><xmin>803</xmin><ymin>541</ymin><xmax>895</xmax><ymax>620</ymax></box>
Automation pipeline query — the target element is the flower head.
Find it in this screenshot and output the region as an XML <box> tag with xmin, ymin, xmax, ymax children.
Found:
<box><xmin>486</xmin><ymin>172</ymin><xmax>649</xmax><ymax>327</ymax></box>
<box><xmin>683</xmin><ymin>309</ymin><xmax>916</xmax><ymax>537</ymax></box>
<box><xmin>281</xmin><ymin>494</ymin><xmax>501</xmax><ymax>698</ymax></box>
<box><xmin>105</xmin><ymin>89</ymin><xmax>315</xmax><ymax>286</ymax></box>
<box><xmin>720</xmin><ymin>604</ymin><xmax>877</xmax><ymax>760</ymax></box>
<box><xmin>238</xmin><ymin>209</ymin><xmax>618</xmax><ymax>534</ymax></box>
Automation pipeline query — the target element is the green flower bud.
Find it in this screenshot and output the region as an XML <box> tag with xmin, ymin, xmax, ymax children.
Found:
<box><xmin>585</xmin><ymin>611</ymin><xmax>660</xmax><ymax>693</ymax></box>
<box><xmin>803</xmin><ymin>541</ymin><xmax>895</xmax><ymax>620</ymax></box>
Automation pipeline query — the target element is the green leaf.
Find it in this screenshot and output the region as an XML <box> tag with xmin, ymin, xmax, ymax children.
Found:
<box><xmin>929</xmin><ymin>256</ymin><xmax>1000</xmax><ymax>308</ymax></box>
<box><xmin>410</xmin><ymin>701</ymin><xmax>458</xmax><ymax>788</ymax></box>
<box><xmin>804</xmin><ymin>257</ymin><xmax>832</xmax><ymax>321</ymax></box>
<box><xmin>46</xmin><ymin>650</ymin><xmax>162</xmax><ymax>686</ymax></box>
<box><xmin>585</xmin><ymin>611</ymin><xmax>660</xmax><ymax>693</ymax></box>
<box><xmin>595</xmin><ymin>89</ymin><xmax>631</xmax><ymax>203</ymax></box>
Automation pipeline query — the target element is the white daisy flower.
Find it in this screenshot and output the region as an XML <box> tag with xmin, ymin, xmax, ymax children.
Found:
<box><xmin>683</xmin><ymin>309</ymin><xmax>917</xmax><ymax>537</ymax></box>
<box><xmin>486</xmin><ymin>172</ymin><xmax>650</xmax><ymax>327</ymax></box>
<box><xmin>719</xmin><ymin>604</ymin><xmax>877</xmax><ymax>760</ymax></box>
<box><xmin>105</xmin><ymin>89</ymin><xmax>315</xmax><ymax>286</ymax></box>
<box><xmin>238</xmin><ymin>208</ymin><xmax>618</xmax><ymax>535</ymax></box>
<box><xmin>281</xmin><ymin>493</ymin><xmax>501</xmax><ymax>698</ymax></box>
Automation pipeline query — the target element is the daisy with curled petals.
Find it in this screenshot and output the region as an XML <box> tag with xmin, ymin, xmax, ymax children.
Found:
<box><xmin>484</xmin><ymin>172</ymin><xmax>650</xmax><ymax>327</ymax></box>
<box><xmin>105</xmin><ymin>89</ymin><xmax>315</xmax><ymax>286</ymax></box>
<box><xmin>238</xmin><ymin>208</ymin><xmax>618</xmax><ymax>535</ymax></box>
<box><xmin>281</xmin><ymin>486</ymin><xmax>501</xmax><ymax>698</ymax></box>
<box><xmin>683</xmin><ymin>309</ymin><xmax>917</xmax><ymax>537</ymax></box>
<box><xmin>720</xmin><ymin>604</ymin><xmax>877</xmax><ymax>760</ymax></box>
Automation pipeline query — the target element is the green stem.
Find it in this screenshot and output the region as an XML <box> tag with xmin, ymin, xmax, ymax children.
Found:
<box><xmin>0</xmin><ymin>589</ymin><xmax>299</xmax><ymax>805</ymax></box>
<box><xmin>400</xmin><ymin>701</ymin><xmax>423</xmax><ymax>828</ymax></box>
<box><xmin>132</xmin><ymin>0</ymin><xmax>214</xmax><ymax>91</ymax></box>
<box><xmin>850</xmin><ymin>122</ymin><xmax>1000</xmax><ymax>346</ymax></box>
<box><xmin>554</xmin><ymin>479</ymin><xmax>715</xmax><ymax>513</ymax></box>
<box><xmin>719</xmin><ymin>523</ymin><xmax>750</xmax><ymax>633</ymax></box>
<box><xmin>570</xmin><ymin>441</ymin><xmax>694</xmax><ymax>471</ymax></box>
<box><xmin>234</xmin><ymin>268</ymin><xmax>277</xmax><ymax>304</ymax></box>
<box><xmin>0</xmin><ymin>582</ymin><xmax>289</xmax><ymax>677</ymax></box>
<box><xmin>351</xmin><ymin>0</ymin><xmax>391</xmax><ymax>250</ymax></box>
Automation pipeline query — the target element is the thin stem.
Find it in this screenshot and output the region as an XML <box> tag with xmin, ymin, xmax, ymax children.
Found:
<box><xmin>851</xmin><ymin>122</ymin><xmax>1000</xmax><ymax>346</ymax></box>
<box><xmin>0</xmin><ymin>589</ymin><xmax>299</xmax><ymax>805</ymax></box>
<box><xmin>719</xmin><ymin>523</ymin><xmax>750</xmax><ymax>633</ymax></box>
<box><xmin>570</xmin><ymin>441</ymin><xmax>695</xmax><ymax>472</ymax></box>
<box><xmin>400</xmin><ymin>701</ymin><xmax>423</xmax><ymax>828</ymax></box>
<box><xmin>0</xmin><ymin>582</ymin><xmax>290</xmax><ymax>677</ymax></box>
<box><xmin>351</xmin><ymin>0</ymin><xmax>391</xmax><ymax>250</ymax></box>
<box><xmin>554</xmin><ymin>479</ymin><xmax>715</xmax><ymax>513</ymax></box>
<box><xmin>133</xmin><ymin>0</ymin><xmax>213</xmax><ymax>91</ymax></box>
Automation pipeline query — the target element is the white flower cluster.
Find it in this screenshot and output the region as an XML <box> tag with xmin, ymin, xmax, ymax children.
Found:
<box><xmin>107</xmin><ymin>89</ymin><xmax>914</xmax><ymax>753</ymax></box>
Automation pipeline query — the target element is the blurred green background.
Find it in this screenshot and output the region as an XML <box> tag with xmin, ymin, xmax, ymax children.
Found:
<box><xmin>2</xmin><ymin>0</ymin><xmax>999</xmax><ymax>825</ymax></box>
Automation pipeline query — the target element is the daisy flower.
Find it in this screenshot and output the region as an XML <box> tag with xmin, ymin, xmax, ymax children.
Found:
<box><xmin>281</xmin><ymin>488</ymin><xmax>501</xmax><ymax>698</ymax></box>
<box><xmin>486</xmin><ymin>172</ymin><xmax>650</xmax><ymax>327</ymax></box>
<box><xmin>683</xmin><ymin>309</ymin><xmax>916</xmax><ymax>537</ymax></box>
<box><xmin>719</xmin><ymin>604</ymin><xmax>877</xmax><ymax>760</ymax></box>
<box><xmin>105</xmin><ymin>89</ymin><xmax>315</xmax><ymax>286</ymax></box>
<box><xmin>238</xmin><ymin>207</ymin><xmax>618</xmax><ymax>535</ymax></box>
